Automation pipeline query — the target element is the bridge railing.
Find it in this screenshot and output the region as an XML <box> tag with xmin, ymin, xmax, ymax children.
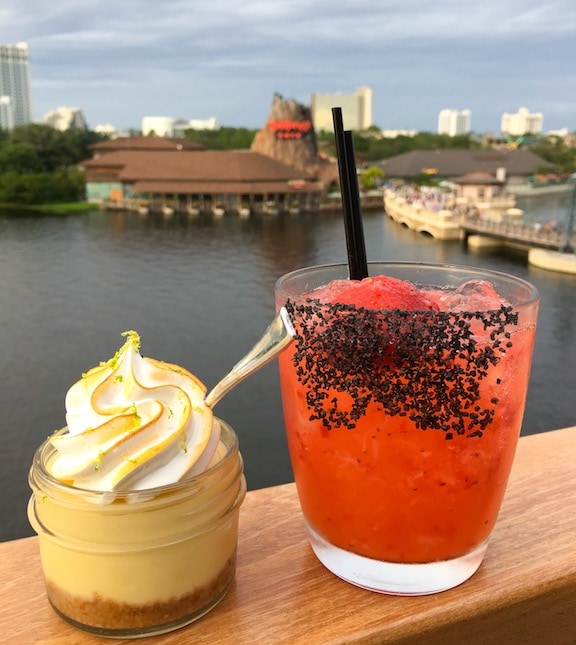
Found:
<box><xmin>461</xmin><ymin>215</ymin><xmax>569</xmax><ymax>249</ymax></box>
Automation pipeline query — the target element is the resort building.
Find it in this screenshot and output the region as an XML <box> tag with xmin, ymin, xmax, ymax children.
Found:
<box><xmin>501</xmin><ymin>107</ymin><xmax>543</xmax><ymax>136</ymax></box>
<box><xmin>437</xmin><ymin>109</ymin><xmax>471</xmax><ymax>136</ymax></box>
<box><xmin>42</xmin><ymin>106</ymin><xmax>88</xmax><ymax>131</ymax></box>
<box><xmin>82</xmin><ymin>136</ymin><xmax>323</xmax><ymax>214</ymax></box>
<box><xmin>0</xmin><ymin>42</ymin><xmax>33</xmax><ymax>128</ymax></box>
<box><xmin>142</xmin><ymin>116</ymin><xmax>219</xmax><ymax>137</ymax></box>
<box><xmin>94</xmin><ymin>123</ymin><xmax>120</xmax><ymax>137</ymax></box>
<box><xmin>311</xmin><ymin>86</ymin><xmax>373</xmax><ymax>132</ymax></box>
<box><xmin>381</xmin><ymin>129</ymin><xmax>417</xmax><ymax>139</ymax></box>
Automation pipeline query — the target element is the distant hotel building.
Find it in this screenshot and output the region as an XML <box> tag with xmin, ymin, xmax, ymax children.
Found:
<box><xmin>311</xmin><ymin>86</ymin><xmax>373</xmax><ymax>131</ymax></box>
<box><xmin>42</xmin><ymin>106</ymin><xmax>88</xmax><ymax>131</ymax></box>
<box><xmin>0</xmin><ymin>42</ymin><xmax>33</xmax><ymax>129</ymax></box>
<box><xmin>501</xmin><ymin>107</ymin><xmax>543</xmax><ymax>136</ymax></box>
<box><xmin>381</xmin><ymin>129</ymin><xmax>417</xmax><ymax>139</ymax></box>
<box><xmin>437</xmin><ymin>109</ymin><xmax>471</xmax><ymax>136</ymax></box>
<box><xmin>142</xmin><ymin>116</ymin><xmax>219</xmax><ymax>137</ymax></box>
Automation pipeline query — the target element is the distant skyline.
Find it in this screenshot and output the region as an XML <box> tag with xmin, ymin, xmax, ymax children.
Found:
<box><xmin>1</xmin><ymin>1</ymin><xmax>575</xmax><ymax>134</ymax></box>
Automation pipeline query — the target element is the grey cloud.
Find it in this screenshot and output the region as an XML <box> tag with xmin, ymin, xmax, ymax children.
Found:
<box><xmin>1</xmin><ymin>0</ymin><xmax>574</xmax><ymax>131</ymax></box>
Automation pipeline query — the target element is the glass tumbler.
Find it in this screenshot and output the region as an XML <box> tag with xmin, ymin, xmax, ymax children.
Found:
<box><xmin>275</xmin><ymin>262</ymin><xmax>539</xmax><ymax>595</ymax></box>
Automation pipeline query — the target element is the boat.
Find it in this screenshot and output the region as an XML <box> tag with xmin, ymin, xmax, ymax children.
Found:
<box><xmin>263</xmin><ymin>200</ymin><xmax>279</xmax><ymax>215</ymax></box>
<box><xmin>238</xmin><ymin>206</ymin><xmax>251</xmax><ymax>218</ymax></box>
<box><xmin>186</xmin><ymin>197</ymin><xmax>200</xmax><ymax>216</ymax></box>
<box><xmin>212</xmin><ymin>204</ymin><xmax>225</xmax><ymax>217</ymax></box>
<box><xmin>288</xmin><ymin>200</ymin><xmax>300</xmax><ymax>215</ymax></box>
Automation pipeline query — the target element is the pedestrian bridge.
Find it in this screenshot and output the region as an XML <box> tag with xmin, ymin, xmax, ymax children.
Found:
<box><xmin>461</xmin><ymin>216</ymin><xmax>570</xmax><ymax>251</ymax></box>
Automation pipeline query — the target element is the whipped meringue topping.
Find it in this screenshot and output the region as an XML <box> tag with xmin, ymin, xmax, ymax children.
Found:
<box><xmin>49</xmin><ymin>331</ymin><xmax>219</xmax><ymax>491</ymax></box>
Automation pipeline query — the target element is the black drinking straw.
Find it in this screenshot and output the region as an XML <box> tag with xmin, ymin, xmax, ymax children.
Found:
<box><xmin>332</xmin><ymin>107</ymin><xmax>369</xmax><ymax>280</ymax></box>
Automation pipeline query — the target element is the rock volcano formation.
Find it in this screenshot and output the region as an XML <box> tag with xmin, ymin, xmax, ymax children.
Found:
<box><xmin>251</xmin><ymin>93</ymin><xmax>338</xmax><ymax>187</ymax></box>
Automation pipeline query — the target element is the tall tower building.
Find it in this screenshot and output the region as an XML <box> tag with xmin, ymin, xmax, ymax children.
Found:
<box><xmin>311</xmin><ymin>87</ymin><xmax>374</xmax><ymax>131</ymax></box>
<box><xmin>437</xmin><ymin>109</ymin><xmax>471</xmax><ymax>136</ymax></box>
<box><xmin>501</xmin><ymin>107</ymin><xmax>543</xmax><ymax>136</ymax></box>
<box><xmin>0</xmin><ymin>42</ymin><xmax>33</xmax><ymax>129</ymax></box>
<box><xmin>356</xmin><ymin>86</ymin><xmax>373</xmax><ymax>130</ymax></box>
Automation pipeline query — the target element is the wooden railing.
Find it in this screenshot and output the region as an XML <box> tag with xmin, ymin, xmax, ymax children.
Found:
<box><xmin>1</xmin><ymin>426</ymin><xmax>575</xmax><ymax>644</ymax></box>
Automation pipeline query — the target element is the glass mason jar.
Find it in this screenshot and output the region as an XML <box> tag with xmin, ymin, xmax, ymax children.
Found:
<box><xmin>28</xmin><ymin>418</ymin><xmax>246</xmax><ymax>639</ymax></box>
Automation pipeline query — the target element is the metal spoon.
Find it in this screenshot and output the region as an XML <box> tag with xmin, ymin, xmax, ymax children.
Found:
<box><xmin>204</xmin><ymin>306</ymin><xmax>296</xmax><ymax>408</ymax></box>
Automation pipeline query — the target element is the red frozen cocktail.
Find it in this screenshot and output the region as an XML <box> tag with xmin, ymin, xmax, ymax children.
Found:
<box><xmin>276</xmin><ymin>263</ymin><xmax>539</xmax><ymax>594</ymax></box>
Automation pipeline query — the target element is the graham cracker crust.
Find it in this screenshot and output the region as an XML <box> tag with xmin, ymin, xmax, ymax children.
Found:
<box><xmin>45</xmin><ymin>554</ymin><xmax>236</xmax><ymax>632</ymax></box>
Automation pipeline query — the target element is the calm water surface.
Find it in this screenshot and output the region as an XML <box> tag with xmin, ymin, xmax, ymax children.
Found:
<box><xmin>1</xmin><ymin>193</ymin><xmax>574</xmax><ymax>541</ymax></box>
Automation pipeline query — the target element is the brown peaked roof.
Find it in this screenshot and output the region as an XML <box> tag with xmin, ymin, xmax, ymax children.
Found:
<box><xmin>377</xmin><ymin>149</ymin><xmax>549</xmax><ymax>178</ymax></box>
<box><xmin>90</xmin><ymin>136</ymin><xmax>205</xmax><ymax>153</ymax></box>
<box><xmin>82</xmin><ymin>149</ymin><xmax>320</xmax><ymax>195</ymax></box>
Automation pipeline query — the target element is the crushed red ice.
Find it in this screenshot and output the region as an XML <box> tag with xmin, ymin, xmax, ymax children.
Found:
<box><xmin>423</xmin><ymin>279</ymin><xmax>509</xmax><ymax>312</ymax></box>
<box><xmin>316</xmin><ymin>275</ymin><xmax>439</xmax><ymax>311</ymax></box>
<box><xmin>310</xmin><ymin>276</ymin><xmax>509</xmax><ymax>313</ymax></box>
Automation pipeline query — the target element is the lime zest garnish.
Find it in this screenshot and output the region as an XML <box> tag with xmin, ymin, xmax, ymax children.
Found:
<box><xmin>121</xmin><ymin>330</ymin><xmax>141</xmax><ymax>350</ymax></box>
<box><xmin>131</xmin><ymin>403</ymin><xmax>141</xmax><ymax>427</ymax></box>
<box><xmin>105</xmin><ymin>330</ymin><xmax>141</xmax><ymax>370</ymax></box>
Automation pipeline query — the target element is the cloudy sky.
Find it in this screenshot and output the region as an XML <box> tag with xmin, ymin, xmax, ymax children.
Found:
<box><xmin>1</xmin><ymin>0</ymin><xmax>575</xmax><ymax>134</ymax></box>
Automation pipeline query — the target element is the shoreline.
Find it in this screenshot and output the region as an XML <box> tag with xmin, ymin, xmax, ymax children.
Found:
<box><xmin>0</xmin><ymin>202</ymin><xmax>100</xmax><ymax>215</ymax></box>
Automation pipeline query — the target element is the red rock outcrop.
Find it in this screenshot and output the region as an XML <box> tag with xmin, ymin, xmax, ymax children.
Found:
<box><xmin>251</xmin><ymin>93</ymin><xmax>338</xmax><ymax>187</ymax></box>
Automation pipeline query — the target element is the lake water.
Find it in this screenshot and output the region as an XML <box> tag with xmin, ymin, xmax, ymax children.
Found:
<box><xmin>1</xmin><ymin>192</ymin><xmax>574</xmax><ymax>542</ymax></box>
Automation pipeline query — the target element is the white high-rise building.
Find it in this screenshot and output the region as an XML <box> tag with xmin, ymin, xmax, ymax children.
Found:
<box><xmin>311</xmin><ymin>86</ymin><xmax>374</xmax><ymax>131</ymax></box>
<box><xmin>0</xmin><ymin>42</ymin><xmax>33</xmax><ymax>129</ymax></box>
<box><xmin>42</xmin><ymin>107</ymin><xmax>88</xmax><ymax>131</ymax></box>
<box><xmin>501</xmin><ymin>107</ymin><xmax>543</xmax><ymax>136</ymax></box>
<box><xmin>437</xmin><ymin>109</ymin><xmax>471</xmax><ymax>136</ymax></box>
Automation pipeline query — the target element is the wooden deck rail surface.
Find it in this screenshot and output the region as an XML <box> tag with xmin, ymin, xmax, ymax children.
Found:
<box><xmin>1</xmin><ymin>427</ymin><xmax>575</xmax><ymax>644</ymax></box>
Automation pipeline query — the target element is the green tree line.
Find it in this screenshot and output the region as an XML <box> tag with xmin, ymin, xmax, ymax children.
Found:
<box><xmin>529</xmin><ymin>136</ymin><xmax>576</xmax><ymax>175</ymax></box>
<box><xmin>183</xmin><ymin>126</ymin><xmax>256</xmax><ymax>150</ymax></box>
<box><xmin>319</xmin><ymin>128</ymin><xmax>483</xmax><ymax>162</ymax></box>
<box><xmin>0</xmin><ymin>124</ymin><xmax>105</xmax><ymax>205</ymax></box>
<box><xmin>185</xmin><ymin>126</ymin><xmax>576</xmax><ymax>172</ymax></box>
